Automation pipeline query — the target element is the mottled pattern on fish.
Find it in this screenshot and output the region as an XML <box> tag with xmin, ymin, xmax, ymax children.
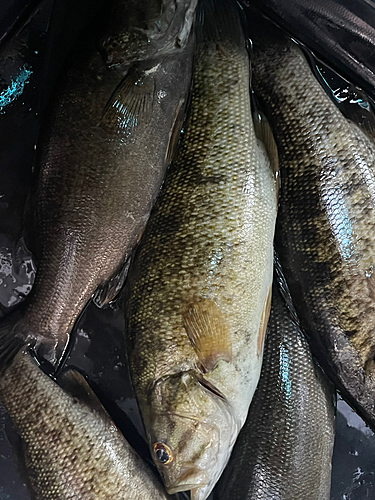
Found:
<box><xmin>126</xmin><ymin>2</ymin><xmax>277</xmax><ymax>497</ymax></box>
<box><xmin>0</xmin><ymin>353</ymin><xmax>170</xmax><ymax>500</ymax></box>
<box><xmin>251</xmin><ymin>30</ymin><xmax>375</xmax><ymax>427</ymax></box>
<box><xmin>5</xmin><ymin>0</ymin><xmax>196</xmax><ymax>364</ymax></box>
<box><xmin>213</xmin><ymin>273</ymin><xmax>335</xmax><ymax>500</ymax></box>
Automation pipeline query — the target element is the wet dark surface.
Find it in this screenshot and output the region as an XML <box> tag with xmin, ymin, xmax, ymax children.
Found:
<box><xmin>1</xmin><ymin>1</ymin><xmax>375</xmax><ymax>499</ymax></box>
<box><xmin>243</xmin><ymin>0</ymin><xmax>375</xmax><ymax>102</ymax></box>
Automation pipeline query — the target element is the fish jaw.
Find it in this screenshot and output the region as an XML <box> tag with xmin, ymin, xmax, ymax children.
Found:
<box><xmin>147</xmin><ymin>371</ymin><xmax>241</xmax><ymax>498</ymax></box>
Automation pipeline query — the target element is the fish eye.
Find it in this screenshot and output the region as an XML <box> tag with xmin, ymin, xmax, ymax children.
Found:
<box><xmin>153</xmin><ymin>442</ymin><xmax>173</xmax><ymax>464</ymax></box>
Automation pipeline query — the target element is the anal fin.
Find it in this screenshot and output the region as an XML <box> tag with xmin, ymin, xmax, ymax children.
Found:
<box><xmin>93</xmin><ymin>256</ymin><xmax>130</xmax><ymax>308</ymax></box>
<box><xmin>183</xmin><ymin>299</ymin><xmax>232</xmax><ymax>373</ymax></box>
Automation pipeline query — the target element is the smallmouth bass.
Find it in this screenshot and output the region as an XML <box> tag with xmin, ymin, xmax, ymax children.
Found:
<box><xmin>0</xmin><ymin>351</ymin><xmax>172</xmax><ymax>499</ymax></box>
<box><xmin>251</xmin><ymin>15</ymin><xmax>375</xmax><ymax>429</ymax></box>
<box><xmin>125</xmin><ymin>1</ymin><xmax>278</xmax><ymax>498</ymax></box>
<box><xmin>213</xmin><ymin>262</ymin><xmax>335</xmax><ymax>500</ymax></box>
<box><xmin>0</xmin><ymin>0</ymin><xmax>196</xmax><ymax>366</ymax></box>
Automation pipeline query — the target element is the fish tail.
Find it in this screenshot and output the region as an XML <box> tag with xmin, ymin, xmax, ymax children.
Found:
<box><xmin>196</xmin><ymin>0</ymin><xmax>246</xmax><ymax>48</ymax></box>
<box><xmin>0</xmin><ymin>312</ymin><xmax>24</xmax><ymax>375</ymax></box>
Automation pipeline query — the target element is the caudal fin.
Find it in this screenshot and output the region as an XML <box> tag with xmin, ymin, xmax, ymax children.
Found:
<box><xmin>0</xmin><ymin>313</ymin><xmax>24</xmax><ymax>375</ymax></box>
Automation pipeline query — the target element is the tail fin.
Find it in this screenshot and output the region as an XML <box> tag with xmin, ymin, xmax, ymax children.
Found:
<box><xmin>0</xmin><ymin>313</ymin><xmax>24</xmax><ymax>375</ymax></box>
<box><xmin>196</xmin><ymin>0</ymin><xmax>246</xmax><ymax>48</ymax></box>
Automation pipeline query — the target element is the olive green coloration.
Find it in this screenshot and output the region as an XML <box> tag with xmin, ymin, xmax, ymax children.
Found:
<box><xmin>251</xmin><ymin>20</ymin><xmax>375</xmax><ymax>429</ymax></box>
<box><xmin>213</xmin><ymin>266</ymin><xmax>335</xmax><ymax>500</ymax></box>
<box><xmin>125</xmin><ymin>2</ymin><xmax>277</xmax><ymax>499</ymax></box>
<box><xmin>2</xmin><ymin>0</ymin><xmax>196</xmax><ymax>366</ymax></box>
<box><xmin>0</xmin><ymin>352</ymin><xmax>171</xmax><ymax>500</ymax></box>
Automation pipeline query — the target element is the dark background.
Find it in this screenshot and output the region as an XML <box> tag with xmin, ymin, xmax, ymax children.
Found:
<box><xmin>1</xmin><ymin>1</ymin><xmax>375</xmax><ymax>498</ymax></box>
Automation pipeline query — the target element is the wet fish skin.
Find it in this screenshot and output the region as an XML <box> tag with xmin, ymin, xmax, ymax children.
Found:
<box><xmin>243</xmin><ymin>0</ymin><xmax>375</xmax><ymax>102</ymax></box>
<box><xmin>0</xmin><ymin>351</ymin><xmax>171</xmax><ymax>500</ymax></box>
<box><xmin>3</xmin><ymin>0</ymin><xmax>196</xmax><ymax>365</ymax></box>
<box><xmin>251</xmin><ymin>21</ymin><xmax>375</xmax><ymax>429</ymax></box>
<box><xmin>213</xmin><ymin>267</ymin><xmax>336</xmax><ymax>500</ymax></box>
<box><xmin>125</xmin><ymin>1</ymin><xmax>277</xmax><ymax>499</ymax></box>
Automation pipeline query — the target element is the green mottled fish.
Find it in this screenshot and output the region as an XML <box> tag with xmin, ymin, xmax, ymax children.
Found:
<box><xmin>213</xmin><ymin>260</ymin><xmax>335</xmax><ymax>499</ymax></box>
<box><xmin>250</xmin><ymin>12</ymin><xmax>375</xmax><ymax>429</ymax></box>
<box><xmin>0</xmin><ymin>350</ymin><xmax>172</xmax><ymax>499</ymax></box>
<box><xmin>0</xmin><ymin>0</ymin><xmax>196</xmax><ymax>366</ymax></box>
<box><xmin>125</xmin><ymin>1</ymin><xmax>278</xmax><ymax>499</ymax></box>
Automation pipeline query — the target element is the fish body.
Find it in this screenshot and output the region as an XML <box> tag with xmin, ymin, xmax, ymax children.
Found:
<box><xmin>251</xmin><ymin>21</ymin><xmax>375</xmax><ymax>428</ymax></box>
<box><xmin>125</xmin><ymin>1</ymin><xmax>277</xmax><ymax>498</ymax></box>
<box><xmin>243</xmin><ymin>0</ymin><xmax>375</xmax><ymax>102</ymax></box>
<box><xmin>2</xmin><ymin>0</ymin><xmax>196</xmax><ymax>364</ymax></box>
<box><xmin>0</xmin><ymin>352</ymin><xmax>171</xmax><ymax>500</ymax></box>
<box><xmin>213</xmin><ymin>267</ymin><xmax>335</xmax><ymax>500</ymax></box>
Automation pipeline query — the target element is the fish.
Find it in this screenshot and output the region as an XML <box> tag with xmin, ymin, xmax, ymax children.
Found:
<box><xmin>0</xmin><ymin>349</ymin><xmax>172</xmax><ymax>499</ymax></box>
<box><xmin>250</xmin><ymin>14</ymin><xmax>375</xmax><ymax>430</ymax></box>
<box><xmin>125</xmin><ymin>1</ymin><xmax>278</xmax><ymax>498</ymax></box>
<box><xmin>242</xmin><ymin>0</ymin><xmax>375</xmax><ymax>102</ymax></box>
<box><xmin>212</xmin><ymin>260</ymin><xmax>336</xmax><ymax>500</ymax></box>
<box><xmin>0</xmin><ymin>0</ymin><xmax>197</xmax><ymax>367</ymax></box>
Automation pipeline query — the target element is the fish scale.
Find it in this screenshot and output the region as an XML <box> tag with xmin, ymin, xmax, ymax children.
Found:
<box><xmin>125</xmin><ymin>1</ymin><xmax>277</xmax><ymax>498</ymax></box>
<box><xmin>213</xmin><ymin>273</ymin><xmax>335</xmax><ymax>500</ymax></box>
<box><xmin>250</xmin><ymin>18</ymin><xmax>375</xmax><ymax>430</ymax></box>
<box><xmin>0</xmin><ymin>353</ymin><xmax>172</xmax><ymax>499</ymax></box>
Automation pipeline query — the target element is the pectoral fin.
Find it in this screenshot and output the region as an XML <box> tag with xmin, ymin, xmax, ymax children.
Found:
<box><xmin>102</xmin><ymin>67</ymin><xmax>156</xmax><ymax>132</ymax></box>
<box><xmin>183</xmin><ymin>299</ymin><xmax>232</xmax><ymax>373</ymax></box>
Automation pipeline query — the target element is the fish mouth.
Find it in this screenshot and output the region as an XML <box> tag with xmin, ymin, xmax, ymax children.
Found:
<box><xmin>166</xmin><ymin>467</ymin><xmax>209</xmax><ymax>494</ymax></box>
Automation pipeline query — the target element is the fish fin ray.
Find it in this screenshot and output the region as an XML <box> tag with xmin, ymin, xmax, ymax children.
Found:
<box><xmin>183</xmin><ymin>299</ymin><xmax>232</xmax><ymax>372</ymax></box>
<box><xmin>93</xmin><ymin>256</ymin><xmax>131</xmax><ymax>308</ymax></box>
<box><xmin>0</xmin><ymin>313</ymin><xmax>24</xmax><ymax>375</ymax></box>
<box><xmin>257</xmin><ymin>285</ymin><xmax>272</xmax><ymax>356</ymax></box>
<box><xmin>165</xmin><ymin>98</ymin><xmax>186</xmax><ymax>166</ymax></box>
<box><xmin>252</xmin><ymin>106</ymin><xmax>280</xmax><ymax>198</ymax></box>
<box><xmin>57</xmin><ymin>368</ymin><xmax>109</xmax><ymax>418</ymax></box>
<box><xmin>102</xmin><ymin>68</ymin><xmax>156</xmax><ymax>131</ymax></box>
<box><xmin>196</xmin><ymin>0</ymin><xmax>244</xmax><ymax>48</ymax></box>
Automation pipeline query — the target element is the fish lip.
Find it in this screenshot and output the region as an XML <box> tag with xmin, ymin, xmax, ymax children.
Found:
<box><xmin>165</xmin><ymin>467</ymin><xmax>209</xmax><ymax>494</ymax></box>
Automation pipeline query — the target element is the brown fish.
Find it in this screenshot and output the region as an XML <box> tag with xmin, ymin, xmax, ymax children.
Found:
<box><xmin>0</xmin><ymin>349</ymin><xmax>172</xmax><ymax>499</ymax></box>
<box><xmin>125</xmin><ymin>1</ymin><xmax>278</xmax><ymax>498</ymax></box>
<box><xmin>250</xmin><ymin>12</ymin><xmax>375</xmax><ymax>429</ymax></box>
<box><xmin>0</xmin><ymin>0</ymin><xmax>197</xmax><ymax>366</ymax></box>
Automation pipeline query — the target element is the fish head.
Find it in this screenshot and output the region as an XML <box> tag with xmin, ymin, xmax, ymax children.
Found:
<box><xmin>146</xmin><ymin>370</ymin><xmax>239</xmax><ymax>499</ymax></box>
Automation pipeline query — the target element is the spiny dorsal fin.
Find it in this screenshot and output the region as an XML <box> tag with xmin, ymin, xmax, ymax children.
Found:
<box><xmin>57</xmin><ymin>368</ymin><xmax>109</xmax><ymax>419</ymax></box>
<box><xmin>102</xmin><ymin>66</ymin><xmax>156</xmax><ymax>132</ymax></box>
<box><xmin>183</xmin><ymin>299</ymin><xmax>232</xmax><ymax>373</ymax></box>
<box><xmin>257</xmin><ymin>285</ymin><xmax>272</xmax><ymax>356</ymax></box>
